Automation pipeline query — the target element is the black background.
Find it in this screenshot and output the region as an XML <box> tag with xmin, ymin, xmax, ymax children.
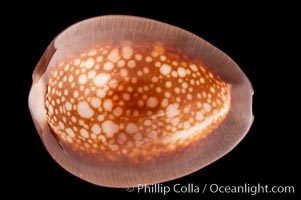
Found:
<box><xmin>5</xmin><ymin>1</ymin><xmax>298</xmax><ymax>199</ymax></box>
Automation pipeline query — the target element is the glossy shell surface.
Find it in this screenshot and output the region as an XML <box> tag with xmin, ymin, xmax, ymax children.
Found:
<box><xmin>29</xmin><ymin>15</ymin><xmax>253</xmax><ymax>187</ymax></box>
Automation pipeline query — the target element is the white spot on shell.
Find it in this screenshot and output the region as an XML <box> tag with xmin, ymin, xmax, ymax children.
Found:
<box><xmin>65</xmin><ymin>102</ymin><xmax>72</xmax><ymax>111</ymax></box>
<box><xmin>77</xmin><ymin>101</ymin><xmax>94</xmax><ymax>118</ymax></box>
<box><xmin>165</xmin><ymin>81</ymin><xmax>172</xmax><ymax>88</ymax></box>
<box><xmin>107</xmin><ymin>49</ymin><xmax>120</xmax><ymax>63</ymax></box>
<box><xmin>103</xmin><ymin>99</ymin><xmax>113</xmax><ymax>111</ymax></box>
<box><xmin>80</xmin><ymin>128</ymin><xmax>89</xmax><ymax>138</ymax></box>
<box><xmin>104</xmin><ymin>61</ymin><xmax>114</xmax><ymax>71</ymax></box>
<box><xmin>120</xmin><ymin>69</ymin><xmax>128</xmax><ymax>77</ymax></box>
<box><xmin>91</xmin><ymin>124</ymin><xmax>101</xmax><ymax>134</ymax></box>
<box><xmin>166</xmin><ymin>103</ymin><xmax>180</xmax><ymax>117</ymax></box>
<box><xmin>200</xmin><ymin>77</ymin><xmax>205</xmax><ymax>84</ymax></box>
<box><xmin>144</xmin><ymin>119</ymin><xmax>152</xmax><ymax>126</ymax></box>
<box><xmin>88</xmin><ymin>70</ymin><xmax>96</xmax><ymax>79</ymax></box>
<box><xmin>189</xmin><ymin>64</ymin><xmax>198</xmax><ymax>72</ymax></box>
<box><xmin>78</xmin><ymin>74</ymin><xmax>87</xmax><ymax>84</ymax></box>
<box><xmin>93</xmin><ymin>74</ymin><xmax>111</xmax><ymax>87</ymax></box>
<box><xmin>91</xmin><ymin>97</ymin><xmax>101</xmax><ymax>108</ymax></box>
<box><xmin>85</xmin><ymin>58</ymin><xmax>95</xmax><ymax>69</ymax></box>
<box><xmin>127</xmin><ymin>60</ymin><xmax>136</xmax><ymax>68</ymax></box>
<box><xmin>146</xmin><ymin>97</ymin><xmax>158</xmax><ymax>108</ymax></box>
<box><xmin>204</xmin><ymin>103</ymin><xmax>211</xmax><ymax>112</ymax></box>
<box><xmin>113</xmin><ymin>107</ymin><xmax>123</xmax><ymax>117</ymax></box>
<box><xmin>102</xmin><ymin>120</ymin><xmax>119</xmax><ymax>138</ymax></box>
<box><xmin>66</xmin><ymin>128</ymin><xmax>75</xmax><ymax>137</ymax></box>
<box><xmin>177</xmin><ymin>67</ymin><xmax>186</xmax><ymax>77</ymax></box>
<box><xmin>96</xmin><ymin>56</ymin><xmax>103</xmax><ymax>62</ymax></box>
<box><xmin>58</xmin><ymin>122</ymin><xmax>65</xmax><ymax>129</ymax></box>
<box><xmin>196</xmin><ymin>111</ymin><xmax>204</xmax><ymax>121</ymax></box>
<box><xmin>160</xmin><ymin>64</ymin><xmax>171</xmax><ymax>76</ymax></box>
<box><xmin>161</xmin><ymin>98</ymin><xmax>169</xmax><ymax>107</ymax></box>
<box><xmin>126</xmin><ymin>123</ymin><xmax>138</xmax><ymax>134</ymax></box>
<box><xmin>122</xmin><ymin>46</ymin><xmax>133</xmax><ymax>59</ymax></box>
